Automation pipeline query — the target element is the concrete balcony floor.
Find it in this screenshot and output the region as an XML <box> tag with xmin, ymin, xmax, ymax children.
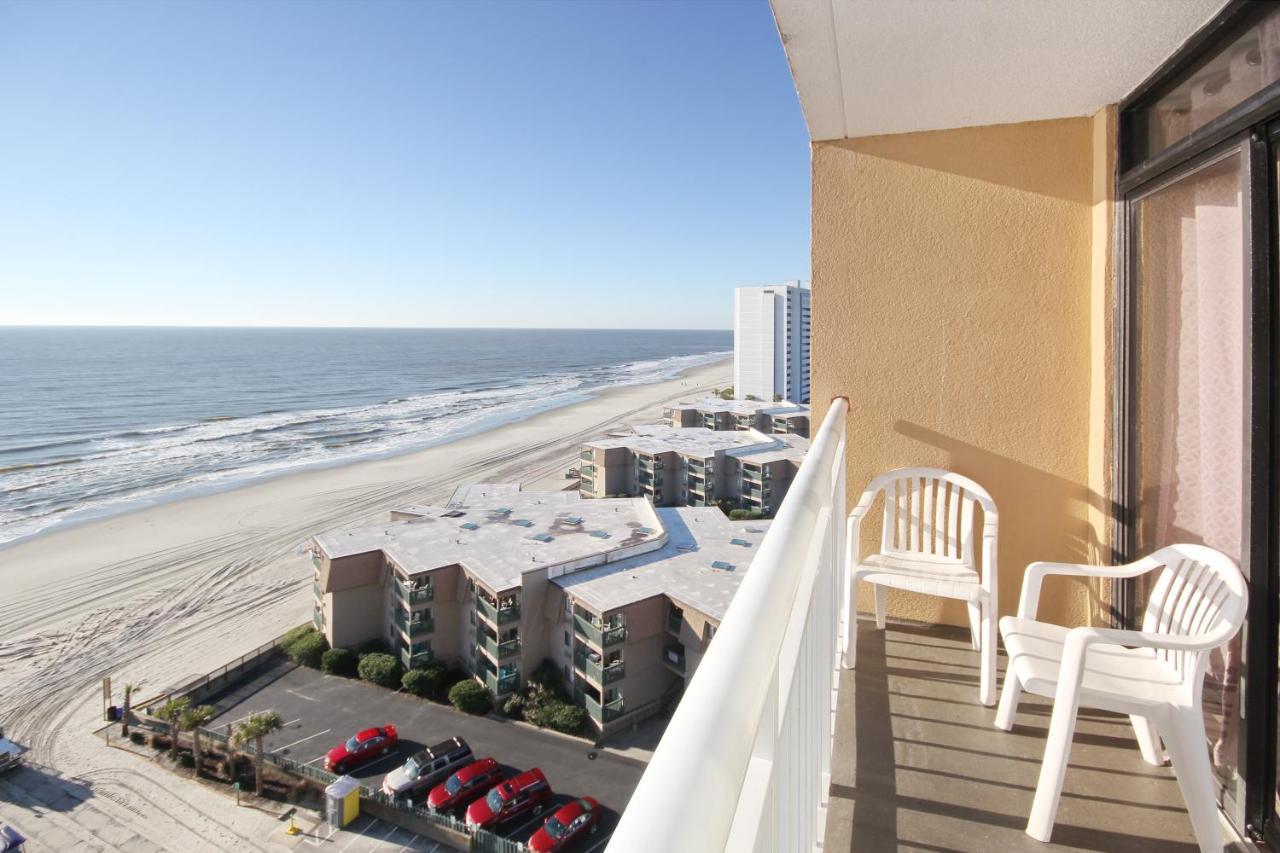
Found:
<box><xmin>825</xmin><ymin>621</ymin><xmax>1246</xmax><ymax>852</ymax></box>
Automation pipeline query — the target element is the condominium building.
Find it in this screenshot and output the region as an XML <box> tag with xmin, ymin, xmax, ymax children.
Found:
<box><xmin>732</xmin><ymin>280</ymin><xmax>811</xmax><ymax>404</ymax></box>
<box><xmin>308</xmin><ymin>484</ymin><xmax>769</xmax><ymax>735</ymax></box>
<box><xmin>577</xmin><ymin>424</ymin><xmax>807</xmax><ymax>516</ymax></box>
<box><xmin>664</xmin><ymin>398</ymin><xmax>810</xmax><ymax>438</ymax></box>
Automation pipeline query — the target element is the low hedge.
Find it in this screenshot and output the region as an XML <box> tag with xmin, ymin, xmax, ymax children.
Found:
<box><xmin>321</xmin><ymin>647</ymin><xmax>357</xmax><ymax>677</ymax></box>
<box><xmin>402</xmin><ymin>664</ymin><xmax>445</xmax><ymax>697</ymax></box>
<box><xmin>448</xmin><ymin>680</ymin><xmax>491</xmax><ymax>715</ymax></box>
<box><xmin>358</xmin><ymin>653</ymin><xmax>401</xmax><ymax>688</ymax></box>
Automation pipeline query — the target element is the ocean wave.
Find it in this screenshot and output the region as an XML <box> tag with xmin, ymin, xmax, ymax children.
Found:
<box><xmin>0</xmin><ymin>348</ymin><xmax>730</xmax><ymax>545</ymax></box>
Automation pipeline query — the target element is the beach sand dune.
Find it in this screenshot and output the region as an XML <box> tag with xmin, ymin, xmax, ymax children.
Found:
<box><xmin>0</xmin><ymin>358</ymin><xmax>729</xmax><ymax>852</ymax></box>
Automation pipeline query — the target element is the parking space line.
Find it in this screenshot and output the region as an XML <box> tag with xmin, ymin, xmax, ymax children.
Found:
<box><xmin>339</xmin><ymin>818</ymin><xmax>377</xmax><ymax>852</ymax></box>
<box><xmin>366</xmin><ymin>821</ymin><xmax>398</xmax><ymax>850</ymax></box>
<box><xmin>506</xmin><ymin>813</ymin><xmax>544</xmax><ymax>836</ymax></box>
<box><xmin>286</xmin><ymin>688</ymin><xmax>318</xmax><ymax>702</ymax></box>
<box><xmin>273</xmin><ymin>728</ymin><xmax>330</xmax><ymax>754</ymax></box>
<box><xmin>580</xmin><ymin>835</ymin><xmax>611</xmax><ymax>853</ymax></box>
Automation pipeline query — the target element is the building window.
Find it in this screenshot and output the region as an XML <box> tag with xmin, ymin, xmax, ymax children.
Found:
<box><xmin>564</xmin><ymin>630</ymin><xmax>570</xmax><ymax>647</ymax></box>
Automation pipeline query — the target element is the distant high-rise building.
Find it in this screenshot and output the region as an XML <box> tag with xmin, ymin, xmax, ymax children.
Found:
<box><xmin>733</xmin><ymin>280</ymin><xmax>810</xmax><ymax>404</ymax></box>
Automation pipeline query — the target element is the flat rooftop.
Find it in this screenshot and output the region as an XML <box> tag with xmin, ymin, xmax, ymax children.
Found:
<box><xmin>728</xmin><ymin>432</ymin><xmax>808</xmax><ymax>464</ymax></box>
<box><xmin>313</xmin><ymin>485</ymin><xmax>665</xmax><ymax>593</ymax></box>
<box><xmin>553</xmin><ymin>507</ymin><xmax>771</xmax><ymax>620</ymax></box>
<box><xmin>585</xmin><ymin>425</ymin><xmax>803</xmax><ymax>461</ymax></box>
<box><xmin>668</xmin><ymin>398</ymin><xmax>810</xmax><ymax>417</ymax></box>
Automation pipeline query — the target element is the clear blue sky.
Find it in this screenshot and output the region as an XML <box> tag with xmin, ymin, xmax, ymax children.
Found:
<box><xmin>0</xmin><ymin>0</ymin><xmax>809</xmax><ymax>329</ymax></box>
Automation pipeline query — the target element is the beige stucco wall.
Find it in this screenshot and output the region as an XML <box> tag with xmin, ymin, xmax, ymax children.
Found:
<box><xmin>812</xmin><ymin>112</ymin><xmax>1116</xmax><ymax>628</ymax></box>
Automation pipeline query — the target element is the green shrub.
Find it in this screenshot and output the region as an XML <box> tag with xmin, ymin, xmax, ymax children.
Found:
<box><xmin>321</xmin><ymin>647</ymin><xmax>356</xmax><ymax>677</ymax></box>
<box><xmin>502</xmin><ymin>694</ymin><xmax>525</xmax><ymax>719</ymax></box>
<box><xmin>728</xmin><ymin>509</ymin><xmax>763</xmax><ymax>521</ymax></box>
<box><xmin>541</xmin><ymin>702</ymin><xmax>587</xmax><ymax>735</ymax></box>
<box><xmin>178</xmin><ymin>752</ymin><xmax>195</xmax><ymax>768</ymax></box>
<box><xmin>129</xmin><ymin>731</ymin><xmax>145</xmax><ymax>745</ymax></box>
<box><xmin>280</xmin><ymin>624</ymin><xmax>314</xmax><ymax>648</ymax></box>
<box><xmin>402</xmin><ymin>667</ymin><xmax>442</xmax><ymax>697</ymax></box>
<box><xmin>357</xmin><ymin>653</ymin><xmax>401</xmax><ymax>688</ymax></box>
<box><xmin>284</xmin><ymin>630</ymin><xmax>329</xmax><ymax>668</ymax></box>
<box><xmin>717</xmin><ymin>387</ymin><xmax>734</xmax><ymax>400</ymax></box>
<box><xmin>448</xmin><ymin>679</ymin><xmax>491</xmax><ymax>715</ymax></box>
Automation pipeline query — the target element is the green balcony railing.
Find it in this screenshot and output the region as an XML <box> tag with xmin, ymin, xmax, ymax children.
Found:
<box><xmin>573</xmin><ymin>613</ymin><xmax>626</xmax><ymax>647</ymax></box>
<box><xmin>574</xmin><ymin>650</ymin><xmax>625</xmax><ymax>685</ymax></box>
<box><xmin>395</xmin><ymin>615</ymin><xmax>434</xmax><ymax>638</ymax></box>
<box><xmin>396</xmin><ymin>579</ymin><xmax>434</xmax><ymax>605</ymax></box>
<box><xmin>477</xmin><ymin>596</ymin><xmax>521</xmax><ymax>625</ymax></box>
<box><xmin>313</xmin><ymin>581</ymin><xmax>323</xmax><ymax>600</ymax></box>
<box><xmin>401</xmin><ymin>645</ymin><xmax>434</xmax><ymax>669</ymax></box>
<box><xmin>485</xmin><ymin>669</ymin><xmax>519</xmax><ymax>696</ymax></box>
<box><xmin>312</xmin><ymin>607</ymin><xmax>324</xmax><ymax>629</ymax></box>
<box><xmin>667</xmin><ymin>611</ymin><xmax>682</xmax><ymax>637</ymax></box>
<box><xmin>580</xmin><ymin>449</ymin><xmax>594</xmax><ymax>461</ymax></box>
<box><xmin>584</xmin><ymin>694</ymin><xmax>626</xmax><ymax>723</ymax></box>
<box><xmin>480</xmin><ymin>634</ymin><xmax>521</xmax><ymax>660</ymax></box>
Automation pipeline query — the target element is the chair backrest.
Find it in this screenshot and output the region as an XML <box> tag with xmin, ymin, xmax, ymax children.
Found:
<box><xmin>1138</xmin><ymin>544</ymin><xmax>1248</xmax><ymax>688</ymax></box>
<box><xmin>865</xmin><ymin>467</ymin><xmax>996</xmax><ymax>567</ymax></box>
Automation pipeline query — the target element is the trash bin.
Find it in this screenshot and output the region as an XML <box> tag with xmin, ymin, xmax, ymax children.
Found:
<box><xmin>324</xmin><ymin>776</ymin><xmax>360</xmax><ymax>829</ymax></box>
<box><xmin>1</xmin><ymin>824</ymin><xmax>27</xmax><ymax>852</ymax></box>
<box><xmin>105</xmin><ymin>705</ymin><xmax>119</xmax><ymax>722</ymax></box>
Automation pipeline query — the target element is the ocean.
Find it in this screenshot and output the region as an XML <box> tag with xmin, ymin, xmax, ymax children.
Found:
<box><xmin>0</xmin><ymin>327</ymin><xmax>731</xmax><ymax>546</ymax></box>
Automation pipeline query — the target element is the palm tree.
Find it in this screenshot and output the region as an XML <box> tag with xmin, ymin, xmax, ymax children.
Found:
<box><xmin>120</xmin><ymin>683</ymin><xmax>135</xmax><ymax>738</ymax></box>
<box><xmin>155</xmin><ymin>697</ymin><xmax>190</xmax><ymax>761</ymax></box>
<box><xmin>180</xmin><ymin>705</ymin><xmax>216</xmax><ymax>778</ymax></box>
<box><xmin>231</xmin><ymin>711</ymin><xmax>283</xmax><ymax>796</ymax></box>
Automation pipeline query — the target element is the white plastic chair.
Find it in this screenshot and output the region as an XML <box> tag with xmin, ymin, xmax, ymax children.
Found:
<box><xmin>995</xmin><ymin>544</ymin><xmax>1247</xmax><ymax>852</ymax></box>
<box><xmin>843</xmin><ymin>467</ymin><xmax>999</xmax><ymax>705</ymax></box>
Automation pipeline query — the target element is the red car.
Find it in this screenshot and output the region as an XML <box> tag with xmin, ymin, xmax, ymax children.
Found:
<box><xmin>325</xmin><ymin>725</ymin><xmax>397</xmax><ymax>774</ymax></box>
<box><xmin>529</xmin><ymin>797</ymin><xmax>601</xmax><ymax>852</ymax></box>
<box><xmin>465</xmin><ymin>768</ymin><xmax>552</xmax><ymax>831</ymax></box>
<box><xmin>427</xmin><ymin>758</ymin><xmax>503</xmax><ymax>812</ymax></box>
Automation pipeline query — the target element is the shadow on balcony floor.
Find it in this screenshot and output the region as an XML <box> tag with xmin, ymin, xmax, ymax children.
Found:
<box><xmin>825</xmin><ymin>621</ymin><xmax>1244</xmax><ymax>852</ymax></box>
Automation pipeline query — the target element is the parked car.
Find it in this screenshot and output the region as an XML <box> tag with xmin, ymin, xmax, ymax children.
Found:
<box><xmin>0</xmin><ymin>725</ymin><xmax>25</xmax><ymax>774</ymax></box>
<box><xmin>325</xmin><ymin>725</ymin><xmax>397</xmax><ymax>774</ymax></box>
<box><xmin>465</xmin><ymin>768</ymin><xmax>552</xmax><ymax>831</ymax></box>
<box><xmin>426</xmin><ymin>757</ymin><xmax>502</xmax><ymax>812</ymax></box>
<box><xmin>528</xmin><ymin>797</ymin><xmax>601</xmax><ymax>852</ymax></box>
<box><xmin>381</xmin><ymin>737</ymin><xmax>473</xmax><ymax>800</ymax></box>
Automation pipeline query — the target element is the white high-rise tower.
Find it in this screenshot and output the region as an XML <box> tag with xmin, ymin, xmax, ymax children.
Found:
<box><xmin>733</xmin><ymin>280</ymin><xmax>810</xmax><ymax>404</ymax></box>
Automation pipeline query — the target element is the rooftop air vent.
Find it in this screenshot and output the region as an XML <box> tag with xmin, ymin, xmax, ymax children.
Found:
<box><xmin>531</xmin><ymin>533</ymin><xmax>554</xmax><ymax>543</ymax></box>
<box><xmin>711</xmin><ymin>561</ymin><xmax>736</xmax><ymax>571</ymax></box>
<box><xmin>460</xmin><ymin>522</ymin><xmax>479</xmax><ymax>531</ymax></box>
<box><xmin>514</xmin><ymin>519</ymin><xmax>534</xmax><ymax>528</ymax></box>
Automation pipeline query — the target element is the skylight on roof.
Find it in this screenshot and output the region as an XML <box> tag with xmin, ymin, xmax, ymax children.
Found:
<box><xmin>460</xmin><ymin>522</ymin><xmax>479</xmax><ymax>531</ymax></box>
<box><xmin>564</xmin><ymin>516</ymin><xmax>584</xmax><ymax>525</ymax></box>
<box><xmin>514</xmin><ymin>519</ymin><xmax>534</xmax><ymax>527</ymax></box>
<box><xmin>590</xmin><ymin>530</ymin><xmax>611</xmax><ymax>539</ymax></box>
<box><xmin>711</xmin><ymin>560</ymin><xmax>736</xmax><ymax>571</ymax></box>
<box><xmin>637</xmin><ymin>526</ymin><xmax>654</xmax><ymax>535</ymax></box>
<box><xmin>729</xmin><ymin>538</ymin><xmax>752</xmax><ymax>547</ymax></box>
<box><xmin>495</xmin><ymin>507</ymin><xmax>513</xmax><ymax>514</ymax></box>
<box><xmin>442</xmin><ymin>510</ymin><xmax>465</xmax><ymax>518</ymax></box>
<box><xmin>531</xmin><ymin>533</ymin><xmax>554</xmax><ymax>543</ymax></box>
<box><xmin>745</xmin><ymin>526</ymin><xmax>764</xmax><ymax>534</ymax></box>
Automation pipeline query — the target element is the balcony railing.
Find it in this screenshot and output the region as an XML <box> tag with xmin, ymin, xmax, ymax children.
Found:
<box><xmin>575</xmin><ymin>650</ymin><xmax>625</xmax><ymax>685</ymax></box>
<box><xmin>485</xmin><ymin>669</ymin><xmax>519</xmax><ymax>696</ymax></box>
<box><xmin>395</xmin><ymin>615</ymin><xmax>434</xmax><ymax>638</ymax></box>
<box><xmin>609</xmin><ymin>399</ymin><xmax>847</xmax><ymax>852</ymax></box>
<box><xmin>583</xmin><ymin>694</ymin><xmax>626</xmax><ymax>723</ymax></box>
<box><xmin>573</xmin><ymin>613</ymin><xmax>626</xmax><ymax>647</ymax></box>
<box><xmin>477</xmin><ymin>596</ymin><xmax>520</xmax><ymax>625</ymax></box>
<box><xmin>580</xmin><ymin>449</ymin><xmax>594</xmax><ymax>461</ymax></box>
<box><xmin>396</xmin><ymin>579</ymin><xmax>434</xmax><ymax>605</ymax></box>
<box><xmin>480</xmin><ymin>634</ymin><xmax>521</xmax><ymax>660</ymax></box>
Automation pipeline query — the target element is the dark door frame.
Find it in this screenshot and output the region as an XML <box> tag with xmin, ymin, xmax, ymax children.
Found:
<box><xmin>1116</xmin><ymin>0</ymin><xmax>1280</xmax><ymax>842</ymax></box>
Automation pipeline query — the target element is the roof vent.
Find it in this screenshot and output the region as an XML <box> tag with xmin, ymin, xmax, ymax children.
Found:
<box><xmin>637</xmin><ymin>526</ymin><xmax>655</xmax><ymax>535</ymax></box>
<box><xmin>460</xmin><ymin>522</ymin><xmax>479</xmax><ymax>531</ymax></box>
<box><xmin>531</xmin><ymin>533</ymin><xmax>554</xmax><ymax>543</ymax></box>
<box><xmin>442</xmin><ymin>510</ymin><xmax>465</xmax><ymax>518</ymax></box>
<box><xmin>514</xmin><ymin>519</ymin><xmax>534</xmax><ymax>528</ymax></box>
<box><xmin>730</xmin><ymin>538</ymin><xmax>751</xmax><ymax>547</ymax></box>
<box><xmin>711</xmin><ymin>560</ymin><xmax>736</xmax><ymax>571</ymax></box>
<box><xmin>590</xmin><ymin>530</ymin><xmax>611</xmax><ymax>539</ymax></box>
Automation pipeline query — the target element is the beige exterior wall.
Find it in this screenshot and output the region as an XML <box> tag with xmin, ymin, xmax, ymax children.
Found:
<box><xmin>811</xmin><ymin>111</ymin><xmax>1116</xmax><ymax>629</ymax></box>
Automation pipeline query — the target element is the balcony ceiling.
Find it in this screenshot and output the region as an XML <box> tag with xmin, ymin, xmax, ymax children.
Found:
<box><xmin>770</xmin><ymin>0</ymin><xmax>1231</xmax><ymax>140</ymax></box>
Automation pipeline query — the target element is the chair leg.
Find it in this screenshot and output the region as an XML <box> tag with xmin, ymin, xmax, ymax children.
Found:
<box><xmin>842</xmin><ymin>575</ymin><xmax>860</xmax><ymax>670</ymax></box>
<box><xmin>967</xmin><ymin>603</ymin><xmax>982</xmax><ymax>651</ymax></box>
<box><xmin>1163</xmin><ymin>710</ymin><xmax>1223</xmax><ymax>853</ymax></box>
<box><xmin>874</xmin><ymin>584</ymin><xmax>887</xmax><ymax>630</ymax></box>
<box><xmin>1026</xmin><ymin>688</ymin><xmax>1081</xmax><ymax>842</ymax></box>
<box><xmin>978</xmin><ymin>604</ymin><xmax>997</xmax><ymax>706</ymax></box>
<box><xmin>1131</xmin><ymin>715</ymin><xmax>1165</xmax><ymax>766</ymax></box>
<box><xmin>994</xmin><ymin>673</ymin><xmax>1021</xmax><ymax>731</ymax></box>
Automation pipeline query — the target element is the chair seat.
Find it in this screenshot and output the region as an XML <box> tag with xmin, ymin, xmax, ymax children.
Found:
<box><xmin>854</xmin><ymin>551</ymin><xmax>982</xmax><ymax>602</ymax></box>
<box><xmin>1000</xmin><ymin>616</ymin><xmax>1184</xmax><ymax>712</ymax></box>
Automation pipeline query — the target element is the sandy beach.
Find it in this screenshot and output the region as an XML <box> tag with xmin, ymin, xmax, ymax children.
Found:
<box><xmin>0</xmin><ymin>357</ymin><xmax>729</xmax><ymax>852</ymax></box>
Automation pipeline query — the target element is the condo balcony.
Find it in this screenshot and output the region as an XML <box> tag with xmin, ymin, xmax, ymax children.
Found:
<box><xmin>395</xmin><ymin>577</ymin><xmax>433</xmax><ymax>606</ymax></box>
<box><xmin>484</xmin><ymin>667</ymin><xmax>519</xmax><ymax>696</ymax></box>
<box><xmin>476</xmin><ymin>594</ymin><xmax>520</xmax><ymax>625</ymax></box>
<box><xmin>573</xmin><ymin>611</ymin><xmax>626</xmax><ymax>648</ymax></box>
<box><xmin>479</xmin><ymin>632</ymin><xmax>521</xmax><ymax>661</ymax></box>
<box><xmin>583</xmin><ymin>692</ymin><xmax>625</xmax><ymax>724</ymax></box>
<box><xmin>394</xmin><ymin>614</ymin><xmax>433</xmax><ymax>639</ymax></box>
<box><xmin>574</xmin><ymin>648</ymin><xmax>625</xmax><ymax>686</ymax></box>
<box><xmin>606</xmin><ymin>401</ymin><xmax>1214</xmax><ymax>852</ymax></box>
<box><xmin>663</xmin><ymin>644</ymin><xmax>685</xmax><ymax>675</ymax></box>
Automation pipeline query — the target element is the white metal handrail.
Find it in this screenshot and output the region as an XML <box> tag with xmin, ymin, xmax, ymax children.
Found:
<box><xmin>608</xmin><ymin>399</ymin><xmax>848</xmax><ymax>852</ymax></box>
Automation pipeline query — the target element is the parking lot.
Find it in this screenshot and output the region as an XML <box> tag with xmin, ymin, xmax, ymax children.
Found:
<box><xmin>203</xmin><ymin>659</ymin><xmax>643</xmax><ymax>849</ymax></box>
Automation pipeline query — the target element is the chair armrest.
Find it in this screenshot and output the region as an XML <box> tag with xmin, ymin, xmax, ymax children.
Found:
<box><xmin>1069</xmin><ymin>625</ymin><xmax>1233</xmax><ymax>655</ymax></box>
<box><xmin>848</xmin><ymin>487</ymin><xmax>878</xmax><ymax>523</ymax></box>
<box><xmin>1018</xmin><ymin>560</ymin><xmax>1149</xmax><ymax>620</ymax></box>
